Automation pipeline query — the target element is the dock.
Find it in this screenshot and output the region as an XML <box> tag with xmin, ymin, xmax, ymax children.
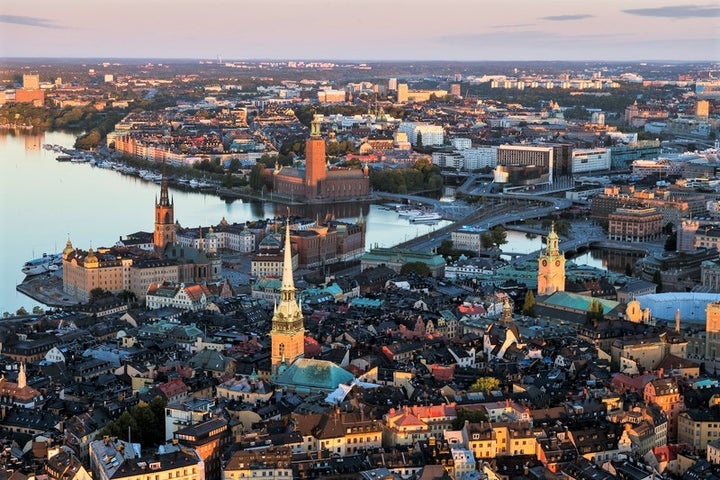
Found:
<box><xmin>16</xmin><ymin>271</ymin><xmax>81</xmax><ymax>307</ymax></box>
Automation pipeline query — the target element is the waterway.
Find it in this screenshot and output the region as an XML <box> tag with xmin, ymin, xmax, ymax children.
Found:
<box><xmin>0</xmin><ymin>131</ymin><xmax>638</xmax><ymax>314</ymax></box>
<box><xmin>0</xmin><ymin>130</ymin><xmax>453</xmax><ymax>313</ymax></box>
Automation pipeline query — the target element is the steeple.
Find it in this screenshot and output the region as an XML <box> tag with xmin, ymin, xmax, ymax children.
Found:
<box><xmin>17</xmin><ymin>363</ymin><xmax>26</xmax><ymax>389</ymax></box>
<box><xmin>159</xmin><ymin>160</ymin><xmax>171</xmax><ymax>207</ymax></box>
<box><xmin>281</xmin><ymin>216</ymin><xmax>295</xmax><ymax>296</ymax></box>
<box><xmin>500</xmin><ymin>297</ymin><xmax>513</xmax><ymax>324</ymax></box>
<box><xmin>310</xmin><ymin>114</ymin><xmax>321</xmax><ymax>138</ymax></box>
<box><xmin>546</xmin><ymin>222</ymin><xmax>560</xmax><ymax>256</ymax></box>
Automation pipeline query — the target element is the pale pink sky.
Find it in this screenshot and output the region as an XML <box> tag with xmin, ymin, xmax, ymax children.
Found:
<box><xmin>1</xmin><ymin>0</ymin><xmax>718</xmax><ymax>61</ymax></box>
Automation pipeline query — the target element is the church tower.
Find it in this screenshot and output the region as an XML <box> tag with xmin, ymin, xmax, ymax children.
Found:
<box><xmin>154</xmin><ymin>166</ymin><xmax>175</xmax><ymax>251</ymax></box>
<box><xmin>304</xmin><ymin>115</ymin><xmax>326</xmax><ymax>198</ymax></box>
<box><xmin>537</xmin><ymin>222</ymin><xmax>566</xmax><ymax>295</ymax></box>
<box><xmin>270</xmin><ymin>217</ymin><xmax>305</xmax><ymax>377</ymax></box>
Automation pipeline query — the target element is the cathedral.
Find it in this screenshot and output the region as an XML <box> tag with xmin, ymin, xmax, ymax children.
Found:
<box><xmin>537</xmin><ymin>222</ymin><xmax>566</xmax><ymax>296</ymax></box>
<box><xmin>272</xmin><ymin>116</ymin><xmax>371</xmax><ymax>202</ymax></box>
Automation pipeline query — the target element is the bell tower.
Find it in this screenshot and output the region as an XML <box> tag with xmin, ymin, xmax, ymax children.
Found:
<box><xmin>270</xmin><ymin>216</ymin><xmax>305</xmax><ymax>377</ymax></box>
<box><xmin>304</xmin><ymin>115</ymin><xmax>327</xmax><ymax>198</ymax></box>
<box><xmin>154</xmin><ymin>164</ymin><xmax>175</xmax><ymax>251</ymax></box>
<box><xmin>537</xmin><ymin>222</ymin><xmax>566</xmax><ymax>295</ymax></box>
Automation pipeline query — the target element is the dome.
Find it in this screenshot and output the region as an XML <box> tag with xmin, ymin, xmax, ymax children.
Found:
<box><xmin>62</xmin><ymin>237</ymin><xmax>74</xmax><ymax>257</ymax></box>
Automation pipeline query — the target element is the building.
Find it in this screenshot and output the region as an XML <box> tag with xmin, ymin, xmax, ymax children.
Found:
<box><xmin>537</xmin><ymin>223</ymin><xmax>566</xmax><ymax>295</ymax></box>
<box><xmin>706</xmin><ymin>301</ymin><xmax>720</xmax><ymax>360</ymax></box>
<box><xmin>360</xmin><ymin>247</ymin><xmax>446</xmax><ymax>278</ymax></box>
<box><xmin>697</xmin><ymin>100</ymin><xmax>710</xmax><ymax>119</ymax></box>
<box><xmin>678</xmin><ymin>219</ymin><xmax>700</xmax><ymax>252</ymax></box>
<box><xmin>398</xmin><ymin>122</ymin><xmax>444</xmax><ymax>146</ymax></box>
<box><xmin>0</xmin><ymin>363</ymin><xmax>42</xmax><ymax>408</ymax></box>
<box><xmin>63</xmin><ymin>174</ymin><xmax>218</xmax><ymax>303</ymax></box>
<box><xmin>678</xmin><ymin>408</ymin><xmax>720</xmax><ymax>452</ymax></box>
<box><xmin>272</xmin><ymin>116</ymin><xmax>370</xmax><ymax>201</ymax></box>
<box><xmin>23</xmin><ymin>74</ymin><xmax>40</xmax><ymax>89</ymax></box>
<box><xmin>644</xmin><ymin>377</ymin><xmax>683</xmax><ymax>441</ymax></box>
<box><xmin>608</xmin><ymin>208</ymin><xmax>663</xmax><ymax>243</ymax></box>
<box><xmin>451</xmin><ymin>226</ymin><xmax>485</xmax><ymax>253</ymax></box>
<box><xmin>397</xmin><ymin>83</ymin><xmax>408</xmax><ymax>103</ymax></box>
<box><xmin>145</xmin><ymin>282</ymin><xmax>212</xmax><ymax>311</ymax></box>
<box><xmin>270</xmin><ymin>219</ymin><xmax>305</xmax><ymax>377</ymax></box>
<box><xmin>154</xmin><ymin>173</ymin><xmax>176</xmax><ymax>251</ymax></box>
<box><xmin>572</xmin><ymin>148</ymin><xmax>611</xmax><ymax>174</ymax></box>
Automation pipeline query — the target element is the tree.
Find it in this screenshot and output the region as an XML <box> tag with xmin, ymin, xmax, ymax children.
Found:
<box><xmin>664</xmin><ymin>232</ymin><xmax>677</xmax><ymax>252</ymax></box>
<box><xmin>451</xmin><ymin>409</ymin><xmax>489</xmax><ymax>429</ymax></box>
<box><xmin>522</xmin><ymin>290</ymin><xmax>536</xmax><ymax>317</ymax></box>
<box><xmin>90</xmin><ymin>287</ymin><xmax>107</xmax><ymax>300</ymax></box>
<box><xmin>652</xmin><ymin>270</ymin><xmax>663</xmax><ymax>292</ymax></box>
<box><xmin>249</xmin><ymin>163</ymin><xmax>266</xmax><ymax>191</ymax></box>
<box><xmin>469</xmin><ymin>376</ymin><xmax>500</xmax><ymax>392</ymax></box>
<box><xmin>586</xmin><ymin>298</ymin><xmax>604</xmax><ymax>325</ymax></box>
<box><xmin>437</xmin><ymin>240</ymin><xmax>454</xmax><ymax>257</ymax></box>
<box><xmin>624</xmin><ymin>262</ymin><xmax>633</xmax><ymax>276</ymax></box>
<box><xmin>32</xmin><ymin>306</ymin><xmax>44</xmax><ymax>315</ymax></box>
<box><xmin>400</xmin><ymin>262</ymin><xmax>432</xmax><ymax>277</ymax></box>
<box><xmin>15</xmin><ymin>307</ymin><xmax>28</xmax><ymax>316</ymax></box>
<box><xmin>480</xmin><ymin>232</ymin><xmax>495</xmax><ymax>249</ymax></box>
<box><xmin>416</xmin><ymin>131</ymin><xmax>423</xmax><ymax>148</ymax></box>
<box><xmin>491</xmin><ymin>226</ymin><xmax>507</xmax><ymax>246</ymax></box>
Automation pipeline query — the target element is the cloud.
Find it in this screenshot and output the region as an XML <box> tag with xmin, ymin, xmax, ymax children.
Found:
<box><xmin>541</xmin><ymin>14</ymin><xmax>594</xmax><ymax>21</ymax></box>
<box><xmin>623</xmin><ymin>4</ymin><xmax>720</xmax><ymax>18</ymax></box>
<box><xmin>0</xmin><ymin>15</ymin><xmax>65</xmax><ymax>29</ymax></box>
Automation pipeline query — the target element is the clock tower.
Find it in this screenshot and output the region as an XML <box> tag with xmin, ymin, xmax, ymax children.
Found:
<box><xmin>537</xmin><ymin>222</ymin><xmax>566</xmax><ymax>295</ymax></box>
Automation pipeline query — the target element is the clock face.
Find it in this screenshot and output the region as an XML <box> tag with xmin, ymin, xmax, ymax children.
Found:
<box><xmin>542</xmin><ymin>259</ymin><xmax>547</xmax><ymax>266</ymax></box>
<box><xmin>556</xmin><ymin>260</ymin><xmax>561</xmax><ymax>267</ymax></box>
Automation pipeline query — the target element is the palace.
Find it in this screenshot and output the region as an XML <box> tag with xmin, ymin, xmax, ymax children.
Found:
<box><xmin>272</xmin><ymin>116</ymin><xmax>371</xmax><ymax>202</ymax></box>
<box><xmin>63</xmin><ymin>171</ymin><xmax>219</xmax><ymax>302</ymax></box>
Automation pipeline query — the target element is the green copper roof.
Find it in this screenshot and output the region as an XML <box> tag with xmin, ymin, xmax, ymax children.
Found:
<box><xmin>542</xmin><ymin>291</ymin><xmax>619</xmax><ymax>313</ymax></box>
<box><xmin>274</xmin><ymin>358</ymin><xmax>354</xmax><ymax>393</ymax></box>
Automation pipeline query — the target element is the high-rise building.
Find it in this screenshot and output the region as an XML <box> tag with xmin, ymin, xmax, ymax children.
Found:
<box><xmin>388</xmin><ymin>78</ymin><xmax>398</xmax><ymax>91</ymax></box>
<box><xmin>678</xmin><ymin>219</ymin><xmax>700</xmax><ymax>252</ymax></box>
<box><xmin>397</xmin><ymin>83</ymin><xmax>408</xmax><ymax>103</ymax></box>
<box><xmin>450</xmin><ymin>83</ymin><xmax>462</xmax><ymax>97</ymax></box>
<box><xmin>270</xmin><ymin>219</ymin><xmax>305</xmax><ymax>377</ymax></box>
<box><xmin>697</xmin><ymin>100</ymin><xmax>710</xmax><ymax>119</ymax></box>
<box><xmin>537</xmin><ymin>223</ymin><xmax>566</xmax><ymax>295</ymax></box>
<box><xmin>22</xmin><ymin>74</ymin><xmax>40</xmax><ymax>90</ymax></box>
<box><xmin>154</xmin><ymin>169</ymin><xmax>176</xmax><ymax>251</ymax></box>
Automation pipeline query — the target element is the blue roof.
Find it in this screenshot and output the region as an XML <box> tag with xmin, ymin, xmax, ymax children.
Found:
<box><xmin>274</xmin><ymin>358</ymin><xmax>354</xmax><ymax>393</ymax></box>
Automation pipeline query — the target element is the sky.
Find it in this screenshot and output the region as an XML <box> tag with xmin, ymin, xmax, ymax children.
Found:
<box><xmin>0</xmin><ymin>0</ymin><xmax>719</xmax><ymax>62</ymax></box>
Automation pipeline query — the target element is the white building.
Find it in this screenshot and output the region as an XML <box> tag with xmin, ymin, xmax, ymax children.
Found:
<box><xmin>451</xmin><ymin>137</ymin><xmax>472</xmax><ymax>150</ymax></box>
<box><xmin>146</xmin><ymin>282</ymin><xmax>211</xmax><ymax>311</ymax></box>
<box><xmin>572</xmin><ymin>148</ymin><xmax>611</xmax><ymax>174</ymax></box>
<box><xmin>462</xmin><ymin>146</ymin><xmax>498</xmax><ymax>170</ymax></box>
<box><xmin>398</xmin><ymin>122</ymin><xmax>444</xmax><ymax>146</ymax></box>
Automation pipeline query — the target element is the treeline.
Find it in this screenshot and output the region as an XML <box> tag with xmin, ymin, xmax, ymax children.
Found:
<box><xmin>369</xmin><ymin>158</ymin><xmax>443</xmax><ymax>196</ymax></box>
<box><xmin>98</xmin><ymin>396</ymin><xmax>166</xmax><ymax>447</ymax></box>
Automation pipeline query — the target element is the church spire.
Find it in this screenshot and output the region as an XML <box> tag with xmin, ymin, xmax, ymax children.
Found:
<box><xmin>281</xmin><ymin>214</ymin><xmax>295</xmax><ymax>297</ymax></box>
<box><xmin>159</xmin><ymin>160</ymin><xmax>171</xmax><ymax>207</ymax></box>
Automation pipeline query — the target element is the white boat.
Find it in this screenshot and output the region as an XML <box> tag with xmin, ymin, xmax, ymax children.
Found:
<box><xmin>410</xmin><ymin>212</ymin><xmax>442</xmax><ymax>223</ymax></box>
<box><xmin>398</xmin><ymin>209</ymin><xmax>423</xmax><ymax>218</ymax></box>
<box><xmin>22</xmin><ymin>253</ymin><xmax>62</xmax><ymax>276</ymax></box>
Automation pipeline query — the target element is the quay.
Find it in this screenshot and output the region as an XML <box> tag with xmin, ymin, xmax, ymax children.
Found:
<box><xmin>16</xmin><ymin>271</ymin><xmax>80</xmax><ymax>308</ymax></box>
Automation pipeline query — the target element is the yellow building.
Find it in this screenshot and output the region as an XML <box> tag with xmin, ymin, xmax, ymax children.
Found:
<box><xmin>678</xmin><ymin>408</ymin><xmax>720</xmax><ymax>452</ymax></box>
<box><xmin>63</xmin><ymin>240</ymin><xmax>132</xmax><ymax>302</ymax></box>
<box><xmin>537</xmin><ymin>223</ymin><xmax>566</xmax><ymax>295</ymax></box>
<box><xmin>270</xmin><ymin>219</ymin><xmax>305</xmax><ymax>377</ymax></box>
<box><xmin>706</xmin><ymin>301</ymin><xmax>720</xmax><ymax>360</ymax></box>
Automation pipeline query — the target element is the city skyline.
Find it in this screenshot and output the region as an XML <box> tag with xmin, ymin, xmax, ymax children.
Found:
<box><xmin>1</xmin><ymin>0</ymin><xmax>719</xmax><ymax>62</ymax></box>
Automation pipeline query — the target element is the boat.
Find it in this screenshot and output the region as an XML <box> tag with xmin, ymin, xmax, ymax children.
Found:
<box><xmin>56</xmin><ymin>155</ymin><xmax>72</xmax><ymax>162</ymax></box>
<box><xmin>22</xmin><ymin>253</ymin><xmax>62</xmax><ymax>276</ymax></box>
<box><xmin>398</xmin><ymin>209</ymin><xmax>423</xmax><ymax>218</ymax></box>
<box><xmin>409</xmin><ymin>212</ymin><xmax>443</xmax><ymax>223</ymax></box>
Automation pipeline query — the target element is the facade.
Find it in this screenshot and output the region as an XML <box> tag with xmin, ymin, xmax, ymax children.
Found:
<box><xmin>643</xmin><ymin>378</ymin><xmax>683</xmax><ymax>441</ymax></box>
<box><xmin>270</xmin><ymin>220</ymin><xmax>305</xmax><ymax>377</ymax></box>
<box><xmin>678</xmin><ymin>409</ymin><xmax>720</xmax><ymax>452</ymax></box>
<box><xmin>678</xmin><ymin>219</ymin><xmax>700</xmax><ymax>252</ymax></box>
<box><xmin>397</xmin><ymin>83</ymin><xmax>408</xmax><ymax>103</ymax></box>
<box><xmin>360</xmin><ymin>247</ymin><xmax>446</xmax><ymax>278</ymax></box>
<box><xmin>154</xmin><ymin>174</ymin><xmax>176</xmax><ymax>251</ymax></box>
<box><xmin>451</xmin><ymin>226</ymin><xmax>485</xmax><ymax>253</ymax></box>
<box><xmin>272</xmin><ymin>116</ymin><xmax>370</xmax><ymax>201</ymax></box>
<box><xmin>398</xmin><ymin>122</ymin><xmax>444</xmax><ymax>146</ymax></box>
<box><xmin>608</xmin><ymin>207</ymin><xmax>663</xmax><ymax>243</ymax></box>
<box><xmin>706</xmin><ymin>301</ymin><xmax>720</xmax><ymax>360</ymax></box>
<box><xmin>537</xmin><ymin>223</ymin><xmax>566</xmax><ymax>295</ymax></box>
<box><xmin>146</xmin><ymin>282</ymin><xmax>212</xmax><ymax>311</ymax></box>
<box><xmin>571</xmin><ymin>148</ymin><xmax>611</xmax><ymax>174</ymax></box>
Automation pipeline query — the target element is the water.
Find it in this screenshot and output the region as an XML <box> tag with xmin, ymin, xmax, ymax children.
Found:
<box><xmin>0</xmin><ymin>130</ymin><xmax>452</xmax><ymax>313</ymax></box>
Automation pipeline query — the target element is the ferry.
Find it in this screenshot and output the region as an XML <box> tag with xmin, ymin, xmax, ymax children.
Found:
<box><xmin>22</xmin><ymin>253</ymin><xmax>62</xmax><ymax>276</ymax></box>
<box><xmin>409</xmin><ymin>212</ymin><xmax>443</xmax><ymax>223</ymax></box>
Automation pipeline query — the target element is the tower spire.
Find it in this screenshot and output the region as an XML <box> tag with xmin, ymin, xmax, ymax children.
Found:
<box><xmin>281</xmin><ymin>211</ymin><xmax>295</xmax><ymax>296</ymax></box>
<box><xmin>546</xmin><ymin>222</ymin><xmax>560</xmax><ymax>256</ymax></box>
<box><xmin>17</xmin><ymin>363</ymin><xmax>26</xmax><ymax>389</ymax></box>
<box><xmin>159</xmin><ymin>160</ymin><xmax>170</xmax><ymax>207</ymax></box>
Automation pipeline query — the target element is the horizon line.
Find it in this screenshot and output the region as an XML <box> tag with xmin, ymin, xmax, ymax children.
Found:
<box><xmin>1</xmin><ymin>56</ymin><xmax>719</xmax><ymax>64</ymax></box>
